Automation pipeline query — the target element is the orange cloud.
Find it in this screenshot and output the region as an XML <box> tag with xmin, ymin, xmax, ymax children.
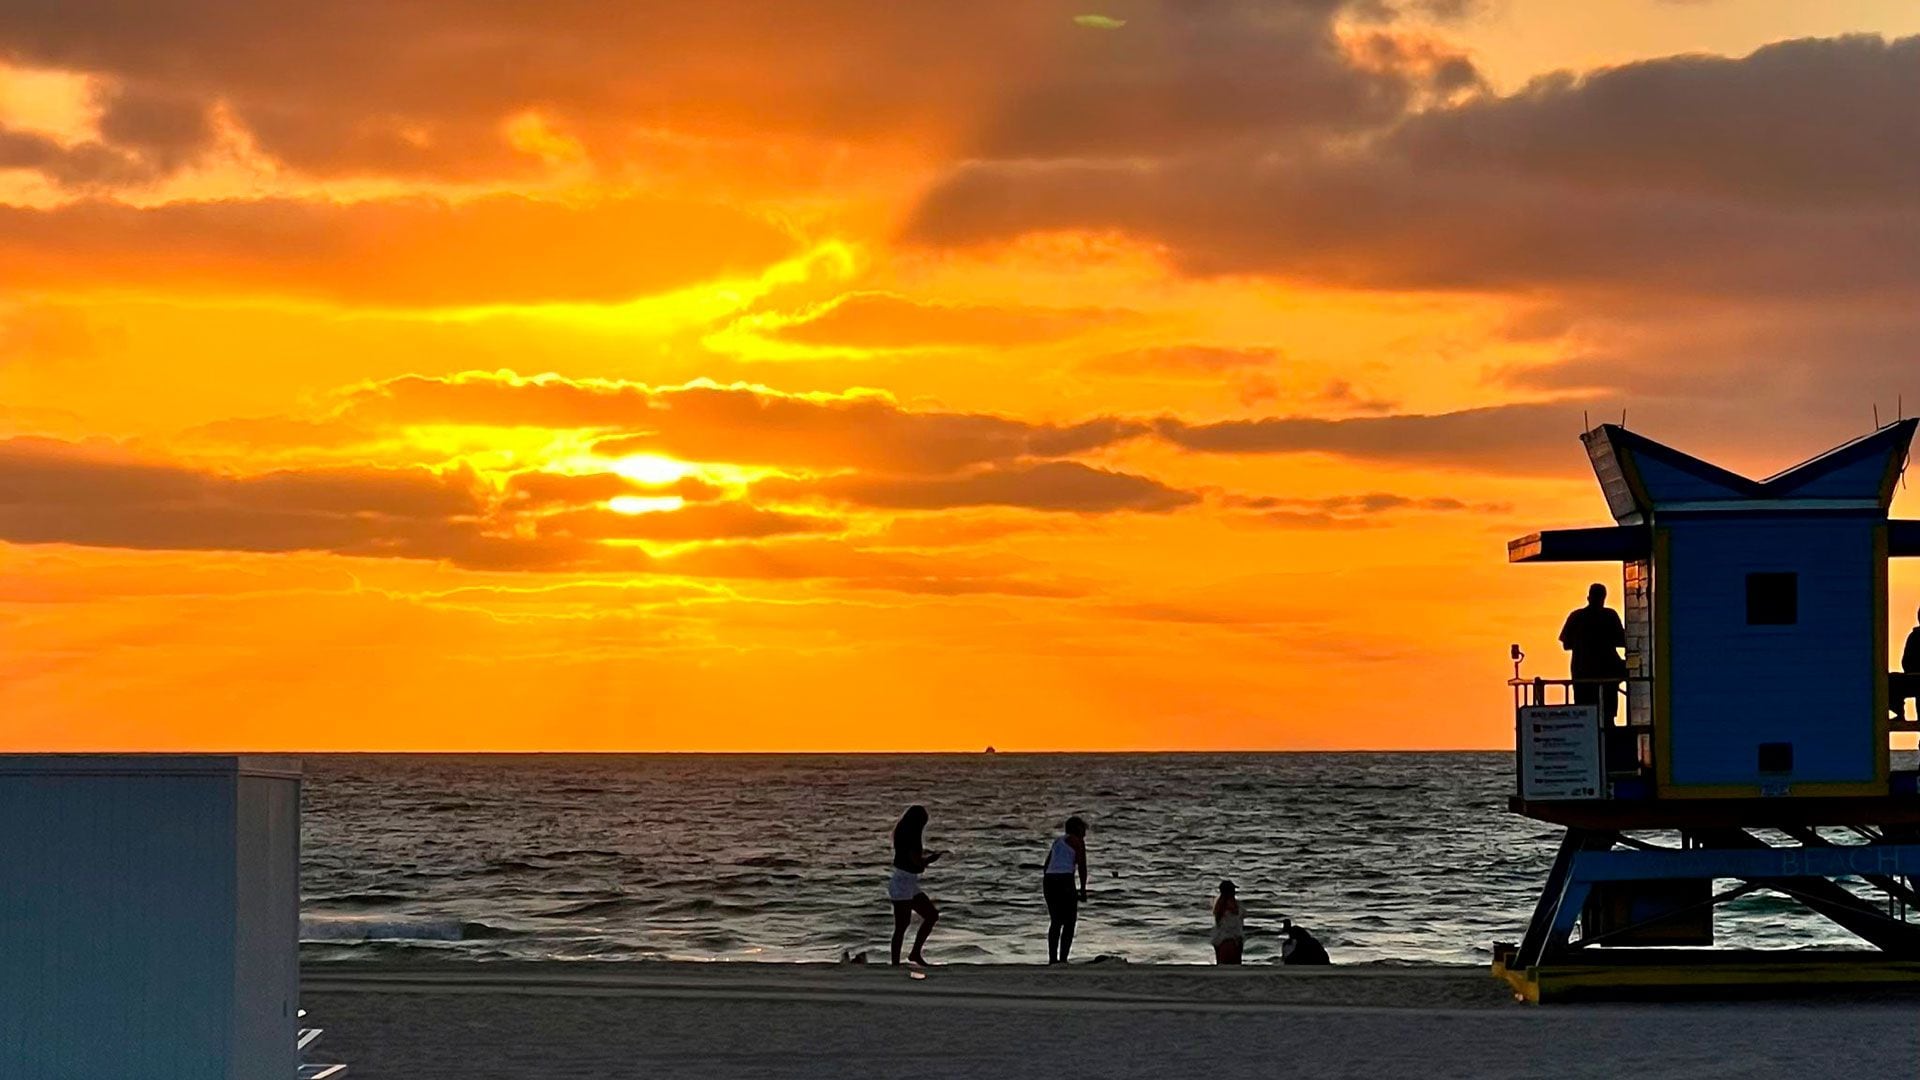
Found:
<box><xmin>755</xmin><ymin>292</ymin><xmax>1128</xmax><ymax>350</ymax></box>
<box><xmin>540</xmin><ymin>503</ymin><xmax>838</xmax><ymax>543</ymax></box>
<box><xmin>305</xmin><ymin>372</ymin><xmax>1151</xmax><ymax>474</ymax></box>
<box><xmin>0</xmin><ymin>194</ymin><xmax>800</xmax><ymax>305</ymax></box>
<box><xmin>760</xmin><ymin>461</ymin><xmax>1198</xmax><ymax>514</ymax></box>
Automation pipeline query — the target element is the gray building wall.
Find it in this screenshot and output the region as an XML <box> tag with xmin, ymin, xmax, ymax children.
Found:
<box><xmin>0</xmin><ymin>757</ymin><xmax>299</xmax><ymax>1080</ymax></box>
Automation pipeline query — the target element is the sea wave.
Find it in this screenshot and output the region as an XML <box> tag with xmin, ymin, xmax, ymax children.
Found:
<box><xmin>300</xmin><ymin>914</ymin><xmax>517</xmax><ymax>942</ymax></box>
<box><xmin>296</xmin><ymin>751</ymin><xmax>1883</xmax><ymax>965</ymax></box>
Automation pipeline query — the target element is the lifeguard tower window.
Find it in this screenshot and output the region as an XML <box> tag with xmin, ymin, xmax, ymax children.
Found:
<box><xmin>1745</xmin><ymin>572</ymin><xmax>1798</xmax><ymax>625</ymax></box>
<box><xmin>1757</xmin><ymin>741</ymin><xmax>1793</xmax><ymax>774</ymax></box>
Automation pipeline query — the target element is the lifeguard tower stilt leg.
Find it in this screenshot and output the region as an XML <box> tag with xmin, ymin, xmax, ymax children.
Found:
<box><xmin>1497</xmin><ymin>418</ymin><xmax>1920</xmax><ymax>1001</ymax></box>
<box><xmin>1499</xmin><ymin>824</ymin><xmax>1920</xmax><ymax>1001</ymax></box>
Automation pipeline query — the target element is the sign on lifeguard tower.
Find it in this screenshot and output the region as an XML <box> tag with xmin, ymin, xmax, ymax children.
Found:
<box><xmin>1492</xmin><ymin>418</ymin><xmax>1920</xmax><ymax>1002</ymax></box>
<box><xmin>1518</xmin><ymin>705</ymin><xmax>1601</xmax><ymax>800</ymax></box>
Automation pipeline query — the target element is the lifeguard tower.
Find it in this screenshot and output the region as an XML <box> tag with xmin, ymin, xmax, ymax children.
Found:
<box><xmin>1493</xmin><ymin>419</ymin><xmax>1920</xmax><ymax>1001</ymax></box>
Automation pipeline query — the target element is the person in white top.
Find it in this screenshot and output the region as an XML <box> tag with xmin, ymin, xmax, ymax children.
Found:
<box><xmin>1042</xmin><ymin>815</ymin><xmax>1088</xmax><ymax>964</ymax></box>
<box><xmin>1211</xmin><ymin>880</ymin><xmax>1244</xmax><ymax>965</ymax></box>
<box><xmin>888</xmin><ymin>805</ymin><xmax>942</xmax><ymax>966</ymax></box>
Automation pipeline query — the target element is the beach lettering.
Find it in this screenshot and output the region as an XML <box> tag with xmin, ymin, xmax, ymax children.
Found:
<box><xmin>1765</xmin><ymin>847</ymin><xmax>1901</xmax><ymax>878</ymax></box>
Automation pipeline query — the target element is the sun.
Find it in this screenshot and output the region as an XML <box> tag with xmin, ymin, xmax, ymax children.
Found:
<box><xmin>607</xmin><ymin>495</ymin><xmax>686</xmax><ymax>515</ymax></box>
<box><xmin>608</xmin><ymin>453</ymin><xmax>695</xmax><ymax>486</ymax></box>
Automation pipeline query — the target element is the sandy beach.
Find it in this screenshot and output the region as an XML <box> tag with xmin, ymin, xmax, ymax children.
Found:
<box><xmin>300</xmin><ymin>961</ymin><xmax>1920</xmax><ymax>1079</ymax></box>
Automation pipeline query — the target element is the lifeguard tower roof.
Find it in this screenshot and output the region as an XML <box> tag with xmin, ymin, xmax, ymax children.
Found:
<box><xmin>1511</xmin><ymin>419</ymin><xmax>1920</xmax><ymax>563</ymax></box>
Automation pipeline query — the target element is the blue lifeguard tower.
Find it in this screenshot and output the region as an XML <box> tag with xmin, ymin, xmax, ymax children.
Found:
<box><xmin>1494</xmin><ymin>419</ymin><xmax>1920</xmax><ymax>1000</ymax></box>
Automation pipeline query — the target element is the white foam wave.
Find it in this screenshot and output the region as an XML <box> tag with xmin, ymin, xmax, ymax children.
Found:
<box><xmin>301</xmin><ymin>914</ymin><xmax>465</xmax><ymax>942</ymax></box>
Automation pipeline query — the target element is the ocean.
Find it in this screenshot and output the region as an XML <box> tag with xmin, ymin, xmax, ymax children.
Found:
<box><xmin>298</xmin><ymin>752</ymin><xmax>1863</xmax><ymax>966</ymax></box>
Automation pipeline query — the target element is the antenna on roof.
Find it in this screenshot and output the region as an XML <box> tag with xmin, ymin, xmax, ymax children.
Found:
<box><xmin>1621</xmin><ymin>408</ymin><xmax>1628</xmax><ymax>429</ymax></box>
<box><xmin>1583</xmin><ymin>410</ymin><xmax>1590</xmax><ymax>433</ymax></box>
<box><xmin>1874</xmin><ymin>403</ymin><xmax>1881</xmax><ymax>429</ymax></box>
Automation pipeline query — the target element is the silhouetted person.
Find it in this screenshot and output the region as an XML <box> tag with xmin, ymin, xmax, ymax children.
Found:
<box><xmin>888</xmin><ymin>805</ymin><xmax>942</xmax><ymax>966</ymax></box>
<box><xmin>1043</xmin><ymin>815</ymin><xmax>1088</xmax><ymax>964</ymax></box>
<box><xmin>1561</xmin><ymin>583</ymin><xmax>1626</xmax><ymax>722</ymax></box>
<box><xmin>1280</xmin><ymin>919</ymin><xmax>1330</xmax><ymax>965</ymax></box>
<box><xmin>1897</xmin><ymin>607</ymin><xmax>1920</xmax><ymax>721</ymax></box>
<box><xmin>1211</xmin><ymin>880</ymin><xmax>1244</xmax><ymax>965</ymax></box>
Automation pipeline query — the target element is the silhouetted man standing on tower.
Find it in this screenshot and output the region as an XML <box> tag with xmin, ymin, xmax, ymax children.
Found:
<box><xmin>1896</xmin><ymin>606</ymin><xmax>1920</xmax><ymax>722</ymax></box>
<box><xmin>1561</xmin><ymin>583</ymin><xmax>1626</xmax><ymax>723</ymax></box>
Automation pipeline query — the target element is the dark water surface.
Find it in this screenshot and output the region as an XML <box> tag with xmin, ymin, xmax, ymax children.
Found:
<box><xmin>298</xmin><ymin>752</ymin><xmax>1860</xmax><ymax>965</ymax></box>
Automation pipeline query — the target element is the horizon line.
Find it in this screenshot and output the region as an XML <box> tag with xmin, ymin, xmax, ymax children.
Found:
<box><xmin>0</xmin><ymin>746</ymin><xmax>1515</xmax><ymax>756</ymax></box>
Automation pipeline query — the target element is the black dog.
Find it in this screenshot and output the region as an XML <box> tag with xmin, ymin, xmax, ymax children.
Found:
<box><xmin>1280</xmin><ymin>920</ymin><xmax>1330</xmax><ymax>965</ymax></box>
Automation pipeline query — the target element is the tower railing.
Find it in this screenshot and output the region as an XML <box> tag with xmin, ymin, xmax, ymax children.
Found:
<box><xmin>1508</xmin><ymin>676</ymin><xmax>1652</xmax><ymax>719</ymax></box>
<box><xmin>1511</xmin><ymin>676</ymin><xmax>1656</xmax><ymax>798</ymax></box>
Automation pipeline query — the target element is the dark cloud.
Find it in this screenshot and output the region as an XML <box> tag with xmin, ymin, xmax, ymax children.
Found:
<box><xmin>908</xmin><ymin>35</ymin><xmax>1920</xmax><ymax>300</ymax></box>
<box><xmin>0</xmin><ymin>1</ymin><xmax>1454</xmax><ymax>182</ymax></box>
<box><xmin>1492</xmin><ymin>298</ymin><xmax>1920</xmax><ymax>466</ymax></box>
<box><xmin>1317</xmin><ymin>380</ymin><xmax>1398</xmax><ymax>413</ymax></box>
<box><xmin>0</xmin><ymin>125</ymin><xmax>149</xmax><ymax>187</ymax></box>
<box><xmin>1216</xmin><ymin>489</ymin><xmax>1506</xmax><ymax>528</ymax></box>
<box><xmin>501</xmin><ymin>470</ymin><xmax>645</xmax><ymax>509</ymax></box>
<box><xmin>502</xmin><ymin>470</ymin><xmax>724</xmax><ymax>509</ymax></box>
<box><xmin>965</xmin><ymin>0</ymin><xmax>1462</xmax><ymax>159</ymax></box>
<box><xmin>761</xmin><ymin>461</ymin><xmax>1198</xmax><ymax>514</ymax></box>
<box><xmin>93</xmin><ymin>82</ymin><xmax>215</xmax><ymax>168</ymax></box>
<box><xmin>1226</xmin><ymin>492</ymin><xmax>1489</xmax><ymax>513</ymax></box>
<box><xmin>1157</xmin><ymin>402</ymin><xmax>1597</xmax><ymax>473</ymax></box>
<box><xmin>0</xmin><ymin>437</ymin><xmax>1071</xmax><ymax>590</ymax></box>
<box><xmin>867</xmin><ymin>514</ymin><xmax>1067</xmax><ymax>549</ymax></box>
<box><xmin>1389</xmin><ymin>35</ymin><xmax>1920</xmax><ymax>209</ymax></box>
<box><xmin>0</xmin><ymin>194</ymin><xmax>799</xmax><ymax>306</ymax></box>
<box><xmin>910</xmin><ymin>149</ymin><xmax>1920</xmax><ymax>299</ymax></box>
<box><xmin>0</xmin><ymin>83</ymin><xmax>214</xmax><ymax>189</ymax></box>
<box><xmin>199</xmin><ymin>371</ymin><xmax>1620</xmax><ymax>478</ymax></box>
<box><xmin>0</xmin><ymin>436</ymin><xmax>579</xmax><ymax>568</ymax></box>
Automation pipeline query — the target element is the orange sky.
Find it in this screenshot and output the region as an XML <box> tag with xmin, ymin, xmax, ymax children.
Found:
<box><xmin>2</xmin><ymin>1</ymin><xmax>1918</xmax><ymax>751</ymax></box>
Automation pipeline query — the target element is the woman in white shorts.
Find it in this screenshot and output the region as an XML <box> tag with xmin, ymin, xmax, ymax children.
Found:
<box><xmin>888</xmin><ymin>804</ymin><xmax>943</xmax><ymax>965</ymax></box>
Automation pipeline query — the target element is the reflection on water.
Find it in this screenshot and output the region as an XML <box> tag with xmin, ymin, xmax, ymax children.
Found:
<box><xmin>300</xmin><ymin>752</ymin><xmax>1895</xmax><ymax>965</ymax></box>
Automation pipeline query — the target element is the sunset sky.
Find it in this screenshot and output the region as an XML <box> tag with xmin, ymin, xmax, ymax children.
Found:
<box><xmin>3</xmin><ymin>1</ymin><xmax>1918</xmax><ymax>751</ymax></box>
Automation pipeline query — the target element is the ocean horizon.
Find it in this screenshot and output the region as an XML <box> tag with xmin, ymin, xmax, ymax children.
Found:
<box><xmin>298</xmin><ymin>751</ymin><xmax>1884</xmax><ymax>966</ymax></box>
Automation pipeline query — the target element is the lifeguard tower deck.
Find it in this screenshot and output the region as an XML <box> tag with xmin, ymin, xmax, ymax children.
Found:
<box><xmin>1494</xmin><ymin>419</ymin><xmax>1920</xmax><ymax>1001</ymax></box>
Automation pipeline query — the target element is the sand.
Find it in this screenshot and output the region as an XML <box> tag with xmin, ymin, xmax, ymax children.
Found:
<box><xmin>301</xmin><ymin>961</ymin><xmax>1920</xmax><ymax>1079</ymax></box>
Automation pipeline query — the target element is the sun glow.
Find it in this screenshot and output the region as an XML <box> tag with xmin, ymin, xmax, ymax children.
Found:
<box><xmin>608</xmin><ymin>454</ymin><xmax>695</xmax><ymax>486</ymax></box>
<box><xmin>607</xmin><ymin>494</ymin><xmax>686</xmax><ymax>515</ymax></box>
